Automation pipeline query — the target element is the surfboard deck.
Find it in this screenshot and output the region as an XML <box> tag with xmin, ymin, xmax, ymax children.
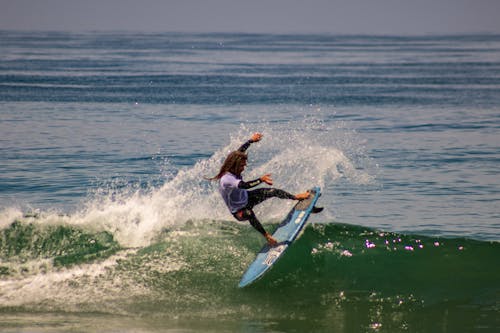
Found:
<box><xmin>238</xmin><ymin>186</ymin><xmax>321</xmax><ymax>288</ymax></box>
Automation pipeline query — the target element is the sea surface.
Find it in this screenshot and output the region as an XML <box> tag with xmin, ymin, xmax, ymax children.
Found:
<box><xmin>0</xmin><ymin>31</ymin><xmax>499</xmax><ymax>332</ymax></box>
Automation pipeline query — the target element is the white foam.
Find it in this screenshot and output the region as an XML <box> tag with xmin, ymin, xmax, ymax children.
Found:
<box><xmin>0</xmin><ymin>250</ymin><xmax>150</xmax><ymax>310</ymax></box>
<box><xmin>0</xmin><ymin>207</ymin><xmax>23</xmax><ymax>229</ymax></box>
<box><xmin>1</xmin><ymin>116</ymin><xmax>374</xmax><ymax>248</ymax></box>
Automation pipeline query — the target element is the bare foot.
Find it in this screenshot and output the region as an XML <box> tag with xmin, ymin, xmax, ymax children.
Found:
<box><xmin>294</xmin><ymin>191</ymin><xmax>310</xmax><ymax>200</ymax></box>
<box><xmin>265</xmin><ymin>233</ymin><xmax>278</xmax><ymax>247</ymax></box>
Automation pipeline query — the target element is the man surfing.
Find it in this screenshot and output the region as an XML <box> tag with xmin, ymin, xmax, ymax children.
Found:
<box><xmin>210</xmin><ymin>133</ymin><xmax>310</xmax><ymax>246</ymax></box>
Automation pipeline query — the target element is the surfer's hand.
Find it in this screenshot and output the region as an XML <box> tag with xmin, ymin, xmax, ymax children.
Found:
<box><xmin>260</xmin><ymin>174</ymin><xmax>273</xmax><ymax>185</ymax></box>
<box><xmin>250</xmin><ymin>132</ymin><xmax>263</xmax><ymax>142</ymax></box>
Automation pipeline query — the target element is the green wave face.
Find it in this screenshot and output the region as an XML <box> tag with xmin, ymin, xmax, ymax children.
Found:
<box><xmin>1</xmin><ymin>220</ymin><xmax>498</xmax><ymax>332</ymax></box>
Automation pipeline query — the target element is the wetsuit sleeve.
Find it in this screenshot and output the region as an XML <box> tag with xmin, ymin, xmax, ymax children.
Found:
<box><xmin>237</xmin><ymin>140</ymin><xmax>253</xmax><ymax>153</ymax></box>
<box><xmin>238</xmin><ymin>178</ymin><xmax>262</xmax><ymax>189</ymax></box>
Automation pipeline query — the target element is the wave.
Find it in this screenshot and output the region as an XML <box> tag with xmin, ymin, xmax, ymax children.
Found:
<box><xmin>1</xmin><ymin>219</ymin><xmax>498</xmax><ymax>315</ymax></box>
<box><xmin>1</xmin><ymin>120</ymin><xmax>496</xmax><ymax>330</ymax></box>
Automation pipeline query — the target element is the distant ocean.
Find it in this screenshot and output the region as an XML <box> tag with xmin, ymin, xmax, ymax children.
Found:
<box><xmin>1</xmin><ymin>31</ymin><xmax>499</xmax><ymax>332</ymax></box>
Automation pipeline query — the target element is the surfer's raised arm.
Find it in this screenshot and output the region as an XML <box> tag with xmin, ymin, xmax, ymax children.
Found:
<box><xmin>237</xmin><ymin>132</ymin><xmax>263</xmax><ymax>153</ymax></box>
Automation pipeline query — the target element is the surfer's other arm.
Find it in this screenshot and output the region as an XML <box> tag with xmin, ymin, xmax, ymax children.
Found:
<box><xmin>238</xmin><ymin>174</ymin><xmax>273</xmax><ymax>189</ymax></box>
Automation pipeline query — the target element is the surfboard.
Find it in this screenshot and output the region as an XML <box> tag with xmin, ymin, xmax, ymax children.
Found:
<box><xmin>238</xmin><ymin>186</ymin><xmax>322</xmax><ymax>288</ymax></box>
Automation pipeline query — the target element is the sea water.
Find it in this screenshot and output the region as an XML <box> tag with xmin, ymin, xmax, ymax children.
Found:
<box><xmin>0</xmin><ymin>31</ymin><xmax>499</xmax><ymax>332</ymax></box>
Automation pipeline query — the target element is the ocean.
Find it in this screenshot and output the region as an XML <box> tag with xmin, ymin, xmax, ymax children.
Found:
<box><xmin>0</xmin><ymin>31</ymin><xmax>499</xmax><ymax>332</ymax></box>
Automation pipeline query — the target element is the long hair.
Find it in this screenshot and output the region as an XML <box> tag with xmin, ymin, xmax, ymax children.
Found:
<box><xmin>209</xmin><ymin>151</ymin><xmax>248</xmax><ymax>180</ymax></box>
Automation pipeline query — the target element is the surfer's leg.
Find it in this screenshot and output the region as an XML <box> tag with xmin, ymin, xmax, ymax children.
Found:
<box><xmin>248</xmin><ymin>214</ymin><xmax>268</xmax><ymax>237</ymax></box>
<box><xmin>233</xmin><ymin>208</ymin><xmax>266</xmax><ymax>235</ymax></box>
<box><xmin>233</xmin><ymin>208</ymin><xmax>277</xmax><ymax>246</ymax></box>
<box><xmin>246</xmin><ymin>188</ymin><xmax>296</xmax><ymax>208</ymax></box>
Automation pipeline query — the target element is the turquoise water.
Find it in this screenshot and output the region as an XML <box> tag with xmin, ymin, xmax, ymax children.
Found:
<box><xmin>1</xmin><ymin>32</ymin><xmax>499</xmax><ymax>332</ymax></box>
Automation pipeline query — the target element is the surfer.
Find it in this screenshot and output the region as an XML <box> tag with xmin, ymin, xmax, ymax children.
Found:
<box><xmin>211</xmin><ymin>133</ymin><xmax>310</xmax><ymax>246</ymax></box>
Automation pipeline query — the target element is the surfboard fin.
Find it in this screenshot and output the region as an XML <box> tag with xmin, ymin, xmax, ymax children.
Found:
<box><xmin>312</xmin><ymin>206</ymin><xmax>324</xmax><ymax>214</ymax></box>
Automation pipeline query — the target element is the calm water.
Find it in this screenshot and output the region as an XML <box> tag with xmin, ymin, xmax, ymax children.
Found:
<box><xmin>1</xmin><ymin>31</ymin><xmax>499</xmax><ymax>332</ymax></box>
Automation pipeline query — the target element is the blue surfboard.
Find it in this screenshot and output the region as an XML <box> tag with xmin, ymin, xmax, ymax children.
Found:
<box><xmin>238</xmin><ymin>187</ymin><xmax>322</xmax><ymax>288</ymax></box>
